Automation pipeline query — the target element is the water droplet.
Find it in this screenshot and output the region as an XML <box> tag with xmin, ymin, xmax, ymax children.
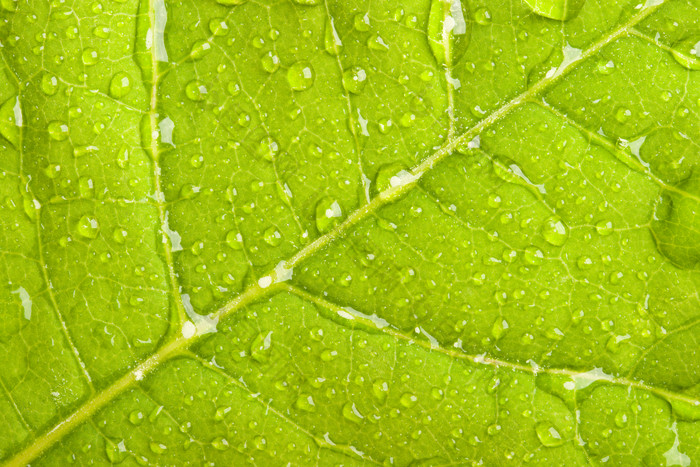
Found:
<box><xmin>185</xmin><ymin>80</ymin><xmax>207</xmax><ymax>101</ymax></box>
<box><xmin>261</xmin><ymin>51</ymin><xmax>280</xmax><ymax>73</ymax></box>
<box><xmin>671</xmin><ymin>35</ymin><xmax>700</xmax><ymax>70</ymax></box>
<box><xmin>105</xmin><ymin>440</ymin><xmax>128</xmax><ymax>464</ymax></box>
<box><xmin>324</xmin><ymin>18</ymin><xmax>343</xmax><ymax>55</ymax></box>
<box><xmin>650</xmin><ymin>173</ymin><xmax>700</xmax><ymax>269</ymax></box>
<box><xmin>250</xmin><ymin>331</ymin><xmax>273</xmax><ymax>362</ymax></box>
<box><xmin>427</xmin><ymin>0</ymin><xmax>471</xmax><ymax>65</ymax></box>
<box><xmin>76</xmin><ymin>215</ymin><xmax>100</xmax><ymax>239</ymax></box>
<box><xmin>372</xmin><ymin>380</ymin><xmax>389</xmax><ymax>403</ymax></box>
<box><xmin>209</xmin><ymin>18</ymin><xmax>229</xmax><ymax>36</ymax></box>
<box><xmin>315</xmin><ymin>198</ymin><xmax>343</xmax><ymax>233</ymax></box>
<box><xmin>216</xmin><ymin>0</ymin><xmax>246</xmax><ymax>4</ymax></box>
<box><xmin>595</xmin><ymin>220</ymin><xmax>613</xmax><ymax>236</ymax></box>
<box><xmin>342</xmin><ymin>402</ymin><xmax>364</xmax><ymax>423</ymax></box>
<box><xmin>263</xmin><ymin>227</ymin><xmax>282</xmax><ymax>246</ymax></box>
<box><xmin>292</xmin><ymin>0</ymin><xmax>319</xmax><ymax>4</ymax></box>
<box><xmin>211</xmin><ymin>437</ymin><xmax>229</xmax><ymax>450</ymax></box>
<box><xmin>353</xmin><ymin>13</ymin><xmax>370</xmax><ymax>31</ymax></box>
<box><xmin>256</xmin><ymin>137</ymin><xmax>279</xmax><ymax>161</ymax></box>
<box><xmin>81</xmin><ymin>48</ymin><xmax>98</xmax><ymax>65</ymax></box>
<box><xmin>48</xmin><ymin>121</ymin><xmax>69</xmax><ymax>141</ymax></box>
<box><xmin>367</xmin><ymin>34</ymin><xmax>389</xmax><ymax>51</ymax></box>
<box><xmin>535</xmin><ymin>421</ymin><xmax>564</xmax><ymax>446</ymax></box>
<box><xmin>399</xmin><ymin>393</ymin><xmax>418</xmax><ymax>408</ymax></box>
<box><xmin>287</xmin><ymin>61</ymin><xmax>315</xmax><ymax>91</ymax></box>
<box><xmin>522</xmin><ymin>0</ymin><xmax>585</xmax><ymax>21</ymax></box>
<box><xmin>473</xmin><ymin>8</ymin><xmax>491</xmax><ymax>25</ymax></box>
<box><xmin>129</xmin><ymin>410</ymin><xmax>144</xmax><ymax>425</ymax></box>
<box><xmin>491</xmin><ymin>318</ymin><xmax>508</xmax><ymax>339</ymax></box>
<box><xmin>295</xmin><ymin>394</ymin><xmax>316</xmax><ymax>412</ymax></box>
<box><xmin>541</xmin><ymin>216</ymin><xmax>568</xmax><ymax>246</ymax></box>
<box><xmin>226</xmin><ymin>230</ymin><xmax>243</xmax><ymax>250</ymax></box>
<box><xmin>615</xmin><ymin>106</ymin><xmax>631</xmax><ymax>123</ymax></box>
<box><xmin>109</xmin><ymin>72</ymin><xmax>132</xmax><ymax>98</ymax></box>
<box><xmin>524</xmin><ymin>246</ymin><xmax>544</xmax><ymax>265</ymax></box>
<box><xmin>78</xmin><ymin>177</ymin><xmax>94</xmax><ymax>198</ymax></box>
<box><xmin>342</xmin><ymin>67</ymin><xmax>367</xmax><ymax>94</ymax></box>
<box><xmin>41</xmin><ymin>73</ymin><xmax>58</xmax><ymax>95</ymax></box>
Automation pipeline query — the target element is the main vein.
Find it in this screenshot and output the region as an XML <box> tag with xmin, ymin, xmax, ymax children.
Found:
<box><xmin>5</xmin><ymin>2</ymin><xmax>670</xmax><ymax>465</ymax></box>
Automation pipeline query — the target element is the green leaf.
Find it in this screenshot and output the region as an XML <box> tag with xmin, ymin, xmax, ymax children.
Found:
<box><xmin>1</xmin><ymin>0</ymin><xmax>699</xmax><ymax>465</ymax></box>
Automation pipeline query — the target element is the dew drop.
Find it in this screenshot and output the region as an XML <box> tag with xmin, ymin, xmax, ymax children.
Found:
<box><xmin>263</xmin><ymin>227</ymin><xmax>282</xmax><ymax>246</ymax></box>
<box><xmin>541</xmin><ymin>216</ymin><xmax>568</xmax><ymax>246</ymax></box>
<box><xmin>315</xmin><ymin>198</ymin><xmax>343</xmax><ymax>233</ymax></box>
<box><xmin>522</xmin><ymin>0</ymin><xmax>585</xmax><ymax>21</ymax></box>
<box><xmin>41</xmin><ymin>73</ymin><xmax>58</xmax><ymax>96</ymax></box>
<box><xmin>535</xmin><ymin>421</ymin><xmax>564</xmax><ymax>447</ymax></box>
<box><xmin>261</xmin><ymin>51</ymin><xmax>280</xmax><ymax>73</ymax></box>
<box><xmin>129</xmin><ymin>410</ymin><xmax>144</xmax><ymax>425</ymax></box>
<box><xmin>81</xmin><ymin>48</ymin><xmax>99</xmax><ymax>66</ymax></box>
<box><xmin>287</xmin><ymin>61</ymin><xmax>315</xmax><ymax>91</ymax></box>
<box><xmin>211</xmin><ymin>437</ymin><xmax>229</xmax><ymax>450</ymax></box>
<box><xmin>295</xmin><ymin>394</ymin><xmax>316</xmax><ymax>412</ymax></box>
<box><xmin>372</xmin><ymin>380</ymin><xmax>389</xmax><ymax>403</ymax></box>
<box><xmin>109</xmin><ymin>72</ymin><xmax>132</xmax><ymax>98</ymax></box>
<box><xmin>225</xmin><ymin>230</ymin><xmax>244</xmax><ymax>250</ymax></box>
<box><xmin>209</xmin><ymin>18</ymin><xmax>229</xmax><ymax>36</ymax></box>
<box><xmin>324</xmin><ymin>18</ymin><xmax>343</xmax><ymax>55</ymax></box>
<box><xmin>671</xmin><ymin>35</ymin><xmax>700</xmax><ymax>70</ymax></box>
<box><xmin>250</xmin><ymin>331</ymin><xmax>273</xmax><ymax>362</ymax></box>
<box><xmin>105</xmin><ymin>440</ymin><xmax>128</xmax><ymax>464</ymax></box>
<box><xmin>353</xmin><ymin>13</ymin><xmax>370</xmax><ymax>31</ymax></box>
<box><xmin>216</xmin><ymin>0</ymin><xmax>246</xmax><ymax>4</ymax></box>
<box><xmin>185</xmin><ymin>80</ymin><xmax>207</xmax><ymax>101</ymax></box>
<box><xmin>76</xmin><ymin>215</ymin><xmax>100</xmax><ymax>239</ymax></box>
<box><xmin>595</xmin><ymin>220</ymin><xmax>613</xmax><ymax>236</ymax></box>
<box><xmin>342</xmin><ymin>402</ymin><xmax>364</xmax><ymax>423</ymax></box>
<box><xmin>342</xmin><ymin>67</ymin><xmax>367</xmax><ymax>94</ymax></box>
<box><xmin>650</xmin><ymin>173</ymin><xmax>700</xmax><ymax>269</ymax></box>
<box><xmin>399</xmin><ymin>392</ymin><xmax>418</xmax><ymax>408</ymax></box>
<box><xmin>47</xmin><ymin>121</ymin><xmax>69</xmax><ymax>141</ymax></box>
<box><xmin>427</xmin><ymin>0</ymin><xmax>471</xmax><ymax>65</ymax></box>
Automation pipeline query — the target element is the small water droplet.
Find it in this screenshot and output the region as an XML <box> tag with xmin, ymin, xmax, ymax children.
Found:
<box><xmin>427</xmin><ymin>0</ymin><xmax>471</xmax><ymax>65</ymax></box>
<box><xmin>81</xmin><ymin>48</ymin><xmax>98</xmax><ymax>65</ymax></box>
<box><xmin>41</xmin><ymin>73</ymin><xmax>58</xmax><ymax>95</ymax></box>
<box><xmin>353</xmin><ymin>13</ymin><xmax>370</xmax><ymax>31</ymax></box>
<box><xmin>324</xmin><ymin>18</ymin><xmax>343</xmax><ymax>55</ymax></box>
<box><xmin>226</xmin><ymin>230</ymin><xmax>244</xmax><ymax>250</ymax></box>
<box><xmin>295</xmin><ymin>394</ymin><xmax>316</xmax><ymax>412</ymax></box>
<box><xmin>399</xmin><ymin>392</ymin><xmax>418</xmax><ymax>408</ymax></box>
<box><xmin>342</xmin><ymin>402</ymin><xmax>364</xmax><ymax>423</ymax></box>
<box><xmin>522</xmin><ymin>0</ymin><xmax>585</xmax><ymax>21</ymax></box>
<box><xmin>315</xmin><ymin>198</ymin><xmax>343</xmax><ymax>233</ymax></box>
<box><xmin>261</xmin><ymin>51</ymin><xmax>280</xmax><ymax>73</ymax></box>
<box><xmin>263</xmin><ymin>227</ymin><xmax>282</xmax><ymax>246</ymax></box>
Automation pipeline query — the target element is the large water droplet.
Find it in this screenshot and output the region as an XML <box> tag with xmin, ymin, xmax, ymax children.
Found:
<box><xmin>541</xmin><ymin>216</ymin><xmax>568</xmax><ymax>246</ymax></box>
<box><xmin>522</xmin><ymin>0</ymin><xmax>585</xmax><ymax>21</ymax></box>
<box><xmin>287</xmin><ymin>61</ymin><xmax>315</xmax><ymax>91</ymax></box>
<box><xmin>651</xmin><ymin>172</ymin><xmax>700</xmax><ymax>269</ymax></box>
<box><xmin>427</xmin><ymin>0</ymin><xmax>471</xmax><ymax>65</ymax></box>
<box><xmin>671</xmin><ymin>35</ymin><xmax>700</xmax><ymax>70</ymax></box>
<box><xmin>77</xmin><ymin>215</ymin><xmax>100</xmax><ymax>239</ymax></box>
<box><xmin>109</xmin><ymin>72</ymin><xmax>132</xmax><ymax>98</ymax></box>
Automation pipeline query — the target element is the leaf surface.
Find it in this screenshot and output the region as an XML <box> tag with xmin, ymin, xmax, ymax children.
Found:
<box><xmin>0</xmin><ymin>0</ymin><xmax>699</xmax><ymax>465</ymax></box>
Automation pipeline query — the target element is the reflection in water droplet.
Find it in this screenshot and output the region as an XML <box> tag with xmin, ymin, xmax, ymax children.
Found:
<box><xmin>651</xmin><ymin>172</ymin><xmax>700</xmax><ymax>269</ymax></box>
<box><xmin>671</xmin><ymin>36</ymin><xmax>700</xmax><ymax>70</ymax></box>
<box><xmin>316</xmin><ymin>198</ymin><xmax>343</xmax><ymax>233</ymax></box>
<box><xmin>287</xmin><ymin>61</ymin><xmax>315</xmax><ymax>91</ymax></box>
<box><xmin>261</xmin><ymin>51</ymin><xmax>280</xmax><ymax>73</ymax></box>
<box><xmin>81</xmin><ymin>48</ymin><xmax>99</xmax><ymax>65</ymax></box>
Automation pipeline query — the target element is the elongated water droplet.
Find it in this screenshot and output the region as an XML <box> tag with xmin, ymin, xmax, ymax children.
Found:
<box><xmin>342</xmin><ymin>402</ymin><xmax>364</xmax><ymax>423</ymax></box>
<box><xmin>522</xmin><ymin>0</ymin><xmax>585</xmax><ymax>21</ymax></box>
<box><xmin>427</xmin><ymin>0</ymin><xmax>471</xmax><ymax>65</ymax></box>
<box><xmin>651</xmin><ymin>172</ymin><xmax>700</xmax><ymax>269</ymax></box>
<box><xmin>324</xmin><ymin>18</ymin><xmax>343</xmax><ymax>55</ymax></box>
<box><xmin>671</xmin><ymin>35</ymin><xmax>700</xmax><ymax>70</ymax></box>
